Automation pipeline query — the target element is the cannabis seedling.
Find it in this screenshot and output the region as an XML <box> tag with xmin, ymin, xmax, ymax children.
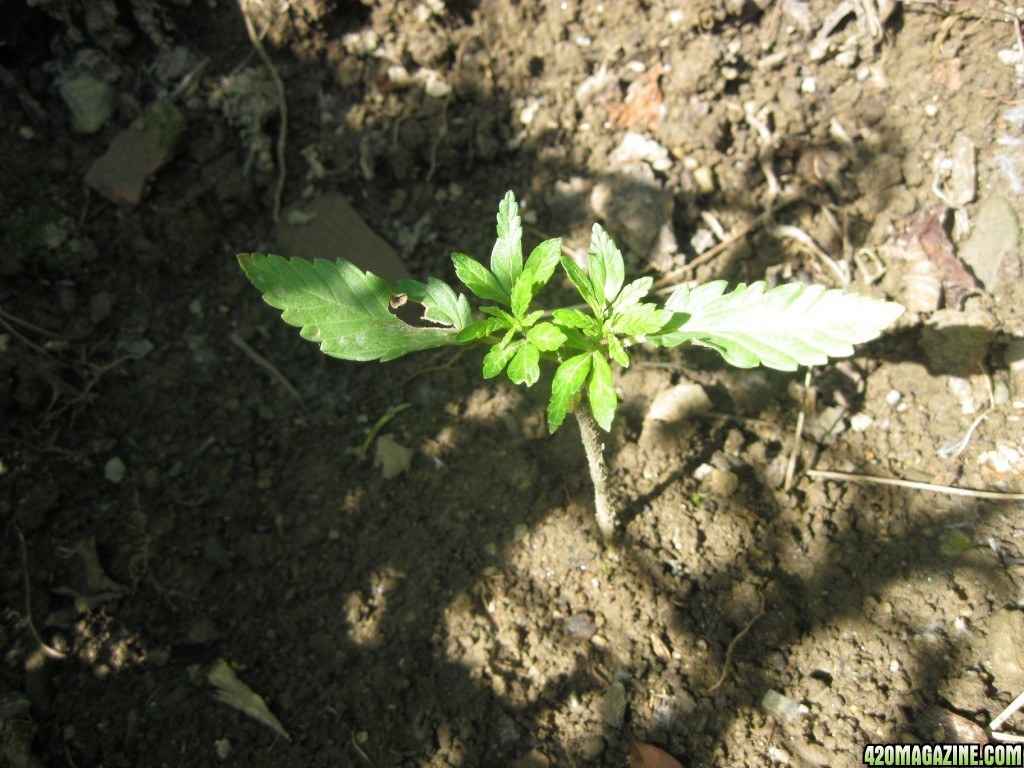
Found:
<box><xmin>238</xmin><ymin>191</ymin><xmax>903</xmax><ymax>543</ymax></box>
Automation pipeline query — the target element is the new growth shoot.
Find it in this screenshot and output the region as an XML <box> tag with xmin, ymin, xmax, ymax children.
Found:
<box><xmin>239</xmin><ymin>191</ymin><xmax>903</xmax><ymax>543</ymax></box>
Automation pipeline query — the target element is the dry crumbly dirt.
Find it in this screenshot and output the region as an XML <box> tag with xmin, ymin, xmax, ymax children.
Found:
<box><xmin>4</xmin><ymin>1</ymin><xmax>1024</xmax><ymax>767</ymax></box>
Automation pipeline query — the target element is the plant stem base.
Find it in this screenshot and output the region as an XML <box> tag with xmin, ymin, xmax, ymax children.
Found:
<box><xmin>574</xmin><ymin>407</ymin><xmax>617</xmax><ymax>544</ymax></box>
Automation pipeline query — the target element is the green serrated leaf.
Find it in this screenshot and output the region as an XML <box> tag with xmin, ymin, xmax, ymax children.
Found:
<box><xmin>396</xmin><ymin>277</ymin><xmax>471</xmax><ymax>330</ymax></box>
<box><xmin>452</xmin><ymin>252</ymin><xmax>510</xmax><ymax>305</ymax></box>
<box><xmin>510</xmin><ymin>238</ymin><xmax>563</xmax><ymax>318</ymax></box>
<box><xmin>491</xmin><ymin>191</ymin><xmax>524</xmax><ymax>294</ymax></box>
<box><xmin>664</xmin><ymin>280</ymin><xmax>728</xmax><ymax>312</ymax></box>
<box><xmin>552</xmin><ymin>308</ymin><xmax>596</xmax><ymax>331</ymax></box>
<box><xmin>560</xmin><ymin>327</ymin><xmax>592</xmax><ymax>352</ymax></box>
<box><xmin>527</xmin><ymin>321</ymin><xmax>568</xmax><ymax>351</ymax></box>
<box><xmin>606</xmin><ymin>334</ymin><xmax>630</xmax><ymax>368</ymax></box>
<box><xmin>456</xmin><ymin>317</ymin><xmax>505</xmax><ymax>342</ymax></box>
<box><xmin>588</xmin><ymin>224</ymin><xmax>625</xmax><ymax>308</ymax></box>
<box><xmin>523</xmin><ymin>238</ymin><xmax>562</xmax><ymax>288</ymax></box>
<box><xmin>483</xmin><ymin>340</ymin><xmax>518</xmax><ymax>378</ymax></box>
<box><xmin>653</xmin><ymin>280</ymin><xmax>905</xmax><ymax>371</ymax></box>
<box><xmin>520</xmin><ymin>310</ymin><xmax>545</xmax><ymax>329</ymax></box>
<box><xmin>507</xmin><ymin>341</ymin><xmax>541</xmax><ymax>386</ymax></box>
<box><xmin>611</xmin><ymin>276</ymin><xmax>653</xmax><ymax>313</ymax></box>
<box><xmin>588</xmin><ymin>351</ymin><xmax>616</xmax><ymax>431</ymax></box>
<box><xmin>609</xmin><ymin>303</ymin><xmax>672</xmax><ymax>336</ymax></box>
<box><xmin>560</xmin><ymin>255</ymin><xmax>601</xmax><ymax>316</ymax></box>
<box><xmin>238</xmin><ymin>253</ymin><xmax>461</xmax><ymax>362</ymax></box>
<box><xmin>511</xmin><ymin>270</ymin><xmax>534</xmax><ymax>318</ymax></box>
<box><xmin>547</xmin><ymin>352</ymin><xmax>592</xmax><ymax>433</ymax></box>
<box><xmin>479</xmin><ymin>305</ymin><xmax>517</xmax><ymax>326</ymax></box>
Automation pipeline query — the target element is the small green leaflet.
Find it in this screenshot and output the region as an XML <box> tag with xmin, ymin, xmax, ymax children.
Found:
<box><xmin>526</xmin><ymin>322</ymin><xmax>568</xmax><ymax>351</ymax></box>
<box><xmin>456</xmin><ymin>317</ymin><xmax>505</xmax><ymax>342</ymax></box>
<box><xmin>482</xmin><ymin>340</ymin><xmax>518</xmax><ymax>378</ymax></box>
<box><xmin>452</xmin><ymin>252</ymin><xmax>509</xmax><ymax>304</ymax></box>
<box><xmin>508</xmin><ymin>342</ymin><xmax>541</xmax><ymax>386</ymax></box>
<box><xmin>652</xmin><ymin>280</ymin><xmax>905</xmax><ymax>371</ymax></box>
<box><xmin>523</xmin><ymin>239</ymin><xmax>562</xmax><ymax>290</ymax></box>
<box><xmin>552</xmin><ymin>308</ymin><xmax>600</xmax><ymax>335</ymax></box>
<box><xmin>611</xmin><ymin>276</ymin><xmax>653</xmax><ymax>313</ymax></box>
<box><xmin>560</xmin><ymin>255</ymin><xmax>601</xmax><ymax>316</ymax></box>
<box><xmin>587</xmin><ymin>351</ymin><xmax>616</xmax><ymax>431</ymax></box>
<box><xmin>396</xmin><ymin>276</ymin><xmax>472</xmax><ymax>329</ymax></box>
<box><xmin>609</xmin><ymin>303</ymin><xmax>672</xmax><ymax>337</ymax></box>
<box><xmin>511</xmin><ymin>238</ymin><xmax>562</xmax><ymax>317</ymax></box>
<box><xmin>586</xmin><ymin>224</ymin><xmax>625</xmax><ymax>308</ymax></box>
<box><xmin>606</xmin><ymin>334</ymin><xmax>630</xmax><ymax>368</ymax></box>
<box><xmin>238</xmin><ymin>253</ymin><xmax>465</xmax><ymax>362</ymax></box>
<box><xmin>490</xmin><ymin>191</ymin><xmax>524</xmax><ymax>295</ymax></box>
<box><xmin>547</xmin><ymin>352</ymin><xmax>592</xmax><ymax>433</ymax></box>
<box><xmin>511</xmin><ymin>271</ymin><xmax>534</xmax><ymax>318</ymax></box>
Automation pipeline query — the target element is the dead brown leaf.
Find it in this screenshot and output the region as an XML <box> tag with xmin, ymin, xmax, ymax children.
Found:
<box><xmin>629</xmin><ymin>741</ymin><xmax>685</xmax><ymax>768</ymax></box>
<box><xmin>607</xmin><ymin>66</ymin><xmax>664</xmax><ymax>132</ymax></box>
<box><xmin>932</xmin><ymin>58</ymin><xmax>963</xmax><ymax>91</ymax></box>
<box><xmin>207</xmin><ymin>658</ymin><xmax>291</xmax><ymax>742</ymax></box>
<box><xmin>903</xmin><ymin>204</ymin><xmax>978</xmax><ymax>310</ymax></box>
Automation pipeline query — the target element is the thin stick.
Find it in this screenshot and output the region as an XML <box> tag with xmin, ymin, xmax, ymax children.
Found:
<box><xmin>706</xmin><ymin>590</ymin><xmax>765</xmax><ymax>693</ymax></box>
<box><xmin>653</xmin><ymin>195</ymin><xmax>801</xmax><ymax>291</ymax></box>
<box><xmin>574</xmin><ymin>408</ymin><xmax>617</xmax><ymax>545</ymax></box>
<box><xmin>358</xmin><ymin>403</ymin><xmax>411</xmax><ymax>462</ymax></box>
<box><xmin>807</xmin><ymin>468</ymin><xmax>1024</xmax><ymax>501</ymax></box>
<box><xmin>238</xmin><ymin>1</ymin><xmax>287</xmax><ymax>222</ymax></box>
<box><xmin>784</xmin><ymin>369</ymin><xmax>812</xmax><ymax>491</ymax></box>
<box><xmin>992</xmin><ymin>689</ymin><xmax>1024</xmax><ymax>733</ymax></box>
<box><xmin>17</xmin><ymin>527</ymin><xmax>67</xmax><ymax>661</ymax></box>
<box><xmin>350</xmin><ymin>732</ymin><xmax>375</xmax><ymax>766</ymax></box>
<box><xmin>0</xmin><ymin>305</ymin><xmax>65</xmax><ymax>339</ymax></box>
<box><xmin>767</xmin><ymin>224</ymin><xmax>850</xmax><ymax>284</ymax></box>
<box><xmin>229</xmin><ymin>331</ymin><xmax>306</xmax><ymax>409</ymax></box>
<box><xmin>425</xmin><ymin>94</ymin><xmax>450</xmax><ymax>182</ymax></box>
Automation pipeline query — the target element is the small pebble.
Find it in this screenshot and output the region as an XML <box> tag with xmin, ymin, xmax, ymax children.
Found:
<box><xmin>762</xmin><ymin>689</ymin><xmax>808</xmax><ymax>721</ymax></box>
<box><xmin>104</xmin><ymin>456</ymin><xmax>126</xmax><ymax>484</ymax></box>
<box><xmin>89</xmin><ymin>291</ymin><xmax>116</xmax><ymax>324</ymax></box>
<box><xmin>693</xmin><ymin>165</ymin><xmax>716</xmax><ymax>195</ymax></box>
<box><xmin>579</xmin><ymin>735</ymin><xmax>606</xmax><ymax>760</ymax></box>
<box><xmin>850</xmin><ymin>413</ymin><xmax>873</xmax><ymax>432</ymax></box>
<box><xmin>998</xmin><ymin>49</ymin><xmax>1023</xmax><ymax>66</ymax></box>
<box><xmin>567</xmin><ymin>613</ymin><xmax>597</xmax><ymax>642</ymax></box>
<box><xmin>601</xmin><ymin>681</ymin><xmax>627</xmax><ymax>727</ymax></box>
<box><xmin>215</xmin><ymin>738</ymin><xmax>232</xmax><ymax>760</ymax></box>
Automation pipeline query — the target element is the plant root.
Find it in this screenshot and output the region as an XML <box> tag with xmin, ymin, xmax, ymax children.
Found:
<box><xmin>706</xmin><ymin>589</ymin><xmax>765</xmax><ymax>693</ymax></box>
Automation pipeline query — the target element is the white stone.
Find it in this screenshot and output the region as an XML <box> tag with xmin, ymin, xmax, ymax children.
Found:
<box><xmin>850</xmin><ymin>413</ymin><xmax>873</xmax><ymax>432</ymax></box>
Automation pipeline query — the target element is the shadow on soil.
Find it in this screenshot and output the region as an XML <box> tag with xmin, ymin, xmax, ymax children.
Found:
<box><xmin>3</xmin><ymin>2</ymin><xmax>1009</xmax><ymax>767</ymax></box>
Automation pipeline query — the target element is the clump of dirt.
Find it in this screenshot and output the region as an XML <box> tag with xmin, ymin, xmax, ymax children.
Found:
<box><xmin>3</xmin><ymin>1</ymin><xmax>1024</xmax><ymax>766</ymax></box>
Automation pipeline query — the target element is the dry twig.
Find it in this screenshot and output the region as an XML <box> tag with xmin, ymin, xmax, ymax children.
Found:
<box><xmin>784</xmin><ymin>369</ymin><xmax>813</xmax><ymax>491</ymax></box>
<box><xmin>238</xmin><ymin>0</ymin><xmax>288</xmax><ymax>222</ymax></box>
<box><xmin>229</xmin><ymin>331</ymin><xmax>306</xmax><ymax>409</ymax></box>
<box><xmin>807</xmin><ymin>468</ymin><xmax>1024</xmax><ymax>501</ymax></box>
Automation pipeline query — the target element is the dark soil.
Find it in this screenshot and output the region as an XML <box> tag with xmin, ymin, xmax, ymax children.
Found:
<box><xmin>3</xmin><ymin>1</ymin><xmax>1024</xmax><ymax>767</ymax></box>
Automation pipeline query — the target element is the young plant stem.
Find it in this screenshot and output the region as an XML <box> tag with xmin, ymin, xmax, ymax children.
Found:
<box><xmin>574</xmin><ymin>406</ymin><xmax>617</xmax><ymax>544</ymax></box>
